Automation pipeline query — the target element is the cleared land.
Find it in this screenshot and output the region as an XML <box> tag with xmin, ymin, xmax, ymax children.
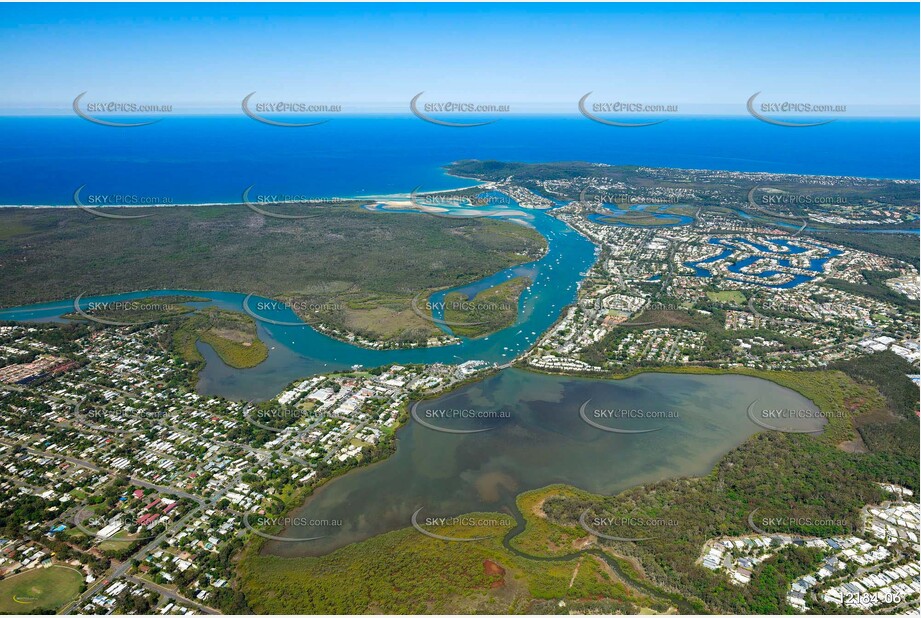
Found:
<box><xmin>706</xmin><ymin>290</ymin><xmax>746</xmax><ymax>304</ymax></box>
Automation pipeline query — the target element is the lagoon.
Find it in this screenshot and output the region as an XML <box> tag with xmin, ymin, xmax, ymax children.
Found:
<box><xmin>265</xmin><ymin>368</ymin><xmax>822</xmax><ymax>557</ymax></box>
<box><xmin>683</xmin><ymin>237</ymin><xmax>844</xmax><ymax>289</ymax></box>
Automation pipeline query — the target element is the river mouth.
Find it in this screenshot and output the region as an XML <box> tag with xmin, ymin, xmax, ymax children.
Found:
<box><xmin>262</xmin><ymin>368</ymin><xmax>823</xmax><ymax>557</ymax></box>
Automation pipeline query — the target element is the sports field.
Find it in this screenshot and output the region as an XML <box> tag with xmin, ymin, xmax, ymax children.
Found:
<box><xmin>0</xmin><ymin>565</ymin><xmax>84</xmax><ymax>613</ymax></box>
<box><xmin>706</xmin><ymin>290</ymin><xmax>747</xmax><ymax>304</ymax></box>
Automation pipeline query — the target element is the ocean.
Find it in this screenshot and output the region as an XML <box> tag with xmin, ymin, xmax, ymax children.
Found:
<box><xmin>0</xmin><ymin>115</ymin><xmax>917</xmax><ymax>206</ymax></box>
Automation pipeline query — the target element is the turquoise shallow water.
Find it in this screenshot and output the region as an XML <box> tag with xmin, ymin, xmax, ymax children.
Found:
<box><xmin>1</xmin><ymin>116</ymin><xmax>918</xmax><ymax>207</ymax></box>
<box><xmin>0</xmin><ymin>188</ymin><xmax>834</xmax><ymax>560</ymax></box>
<box><xmin>0</xmin><ymin>203</ymin><xmax>597</xmax><ymax>400</ymax></box>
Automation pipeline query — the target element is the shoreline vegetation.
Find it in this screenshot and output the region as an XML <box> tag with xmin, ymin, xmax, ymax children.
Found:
<box><xmin>239</xmin><ymin>355</ymin><xmax>918</xmax><ymax>613</ymax></box>
<box><xmin>172</xmin><ymin>308</ymin><xmax>269</xmax><ymax>370</ymax></box>
<box><xmin>441</xmin><ymin>276</ymin><xmax>533</xmax><ymax>339</ymax></box>
<box><xmin>0</xmin><ymin>201</ymin><xmax>546</xmax><ymax>348</ymax></box>
<box><xmin>63</xmin><ymin>297</ymin><xmax>269</xmax><ymax>370</ymax></box>
<box><xmin>2</xmin><ymin>160</ymin><xmax>918</xmax><ymax>612</ymax></box>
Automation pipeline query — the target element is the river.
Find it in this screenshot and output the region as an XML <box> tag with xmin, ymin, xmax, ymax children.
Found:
<box><xmin>0</xmin><ymin>200</ymin><xmax>596</xmax><ymax>400</ymax></box>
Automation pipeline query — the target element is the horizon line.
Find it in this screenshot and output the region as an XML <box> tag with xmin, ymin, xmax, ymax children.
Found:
<box><xmin>2</xmin><ymin>111</ymin><xmax>919</xmax><ymax>120</ymax></box>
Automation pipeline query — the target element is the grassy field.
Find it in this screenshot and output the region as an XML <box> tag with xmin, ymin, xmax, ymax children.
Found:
<box><xmin>0</xmin><ymin>565</ymin><xmax>84</xmax><ymax>613</ymax></box>
<box><xmin>705</xmin><ymin>290</ymin><xmax>746</xmax><ymax>304</ymax></box>
<box><xmin>0</xmin><ymin>204</ymin><xmax>545</xmax><ymax>345</ymax></box>
<box><xmin>442</xmin><ymin>276</ymin><xmax>531</xmax><ymax>338</ymax></box>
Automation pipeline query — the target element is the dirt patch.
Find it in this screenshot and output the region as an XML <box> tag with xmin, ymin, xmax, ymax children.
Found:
<box><xmin>838</xmin><ymin>437</ymin><xmax>869</xmax><ymax>453</ymax></box>
<box><xmin>483</xmin><ymin>559</ymin><xmax>506</xmax><ymax>588</ymax></box>
<box><xmin>568</xmin><ymin>557</ymin><xmax>584</xmax><ymax>588</ymax></box>
<box><xmin>851</xmin><ymin>396</ymin><xmax>899</xmax><ymax>426</ymax></box>
<box><xmin>208</xmin><ymin>326</ymin><xmax>251</xmax><ymax>344</ymax></box>
<box><xmin>483</xmin><ymin>559</ymin><xmax>505</xmax><ymax>577</ymax></box>
<box><xmin>530</xmin><ymin>495</ymin><xmax>550</xmax><ymax>519</ymax></box>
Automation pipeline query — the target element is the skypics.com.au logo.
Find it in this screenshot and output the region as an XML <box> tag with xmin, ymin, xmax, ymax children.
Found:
<box><xmin>242</xmin><ymin>295</ymin><xmax>343</xmax><ymax>327</ymax></box>
<box><xmin>747</xmin><ymin>92</ymin><xmax>846</xmax><ymax>127</ymax></box>
<box><xmin>410</xmin><ymin>401</ymin><xmax>510</xmax><ymax>435</ymax></box>
<box><xmin>71</xmin><ymin>293</ymin><xmax>188</xmax><ymax>326</ymax></box>
<box><xmin>410</xmin><ymin>92</ymin><xmax>510</xmax><ymax>127</ymax></box>
<box><xmin>242</xmin><ymin>92</ymin><xmax>341</xmax><ymax>127</ymax></box>
<box><xmin>579</xmin><ymin>508</ymin><xmax>679</xmax><ymax>542</ymax></box>
<box><xmin>241</xmin><ymin>185</ymin><xmax>344</xmax><ymax>219</ymax></box>
<box><xmin>746</xmin><ymin>186</ymin><xmax>849</xmax><ymax>236</ymax></box>
<box><xmin>746</xmin><ymin>400</ymin><xmax>838</xmax><ymax>434</ymax></box>
<box><xmin>579</xmin><ymin>399</ymin><xmax>678</xmax><ymax>434</ymax></box>
<box><xmin>579</xmin><ymin>92</ymin><xmax>678</xmax><ymax>127</ymax></box>
<box><xmin>411</xmin><ymin>506</ymin><xmax>514</xmax><ymax>542</ymax></box>
<box><xmin>73</xmin><ymin>185</ymin><xmax>169</xmax><ymax>220</ymax></box>
<box><xmin>243</xmin><ymin>513</ymin><xmax>342</xmax><ymax>542</ymax></box>
<box><xmin>73</xmin><ymin>92</ymin><xmax>172</xmax><ymax>127</ymax></box>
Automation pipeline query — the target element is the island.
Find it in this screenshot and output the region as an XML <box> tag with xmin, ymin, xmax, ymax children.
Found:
<box><xmin>440</xmin><ymin>276</ymin><xmax>532</xmax><ymax>338</ymax></box>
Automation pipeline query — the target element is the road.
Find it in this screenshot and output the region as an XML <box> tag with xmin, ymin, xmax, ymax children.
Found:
<box><xmin>0</xmin><ymin>438</ymin><xmax>229</xmax><ymax>615</ymax></box>
<box><xmin>126</xmin><ymin>575</ymin><xmax>221</xmax><ymax>615</ymax></box>
<box><xmin>61</xmin><ymin>499</ymin><xmax>206</xmax><ymax>614</ymax></box>
<box><xmin>0</xmin><ymin>439</ymin><xmax>207</xmax><ymax>507</ymax></box>
<box><xmin>747</xmin><ymin>292</ymin><xmax>764</xmax><ymax>320</ymax></box>
<box><xmin>60</xmin><ymin>467</ymin><xmax>240</xmax><ymax>615</ymax></box>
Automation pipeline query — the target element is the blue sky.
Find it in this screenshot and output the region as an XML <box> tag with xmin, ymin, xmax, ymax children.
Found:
<box><xmin>1</xmin><ymin>3</ymin><xmax>918</xmax><ymax>114</ymax></box>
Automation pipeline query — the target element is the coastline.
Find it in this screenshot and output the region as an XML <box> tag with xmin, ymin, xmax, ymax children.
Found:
<box><xmin>4</xmin><ymin>164</ymin><xmax>913</xmax><ymax>612</ymax></box>
<box><xmin>0</xmin><ymin>189</ymin><xmax>548</xmax><ymax>351</ymax></box>
<box><xmin>0</xmin><ymin>175</ymin><xmax>487</xmax><ymax>209</ymax></box>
